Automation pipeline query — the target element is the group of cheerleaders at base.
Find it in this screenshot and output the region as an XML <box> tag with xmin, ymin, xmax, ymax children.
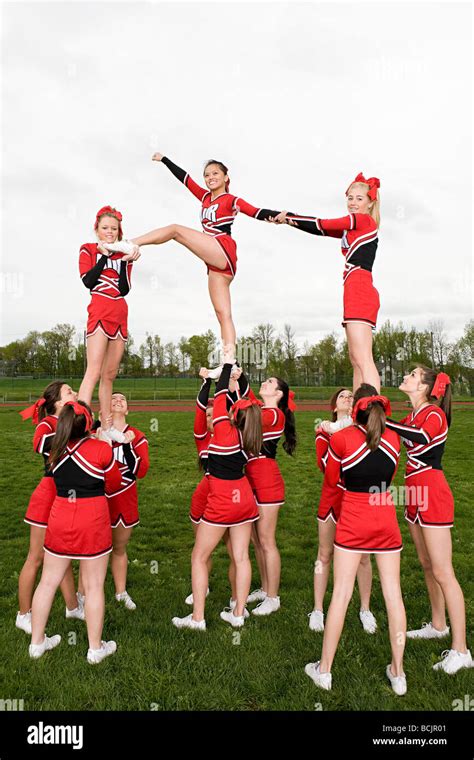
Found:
<box><xmin>15</xmin><ymin>151</ymin><xmax>471</xmax><ymax>690</ymax></box>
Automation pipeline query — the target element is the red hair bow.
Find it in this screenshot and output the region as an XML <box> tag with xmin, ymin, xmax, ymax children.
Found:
<box><xmin>19</xmin><ymin>397</ymin><xmax>46</xmax><ymax>425</ymax></box>
<box><xmin>231</xmin><ymin>397</ymin><xmax>263</xmax><ymax>414</ymax></box>
<box><xmin>431</xmin><ymin>372</ymin><xmax>451</xmax><ymax>399</ymax></box>
<box><xmin>346</xmin><ymin>172</ymin><xmax>380</xmax><ymax>201</ymax></box>
<box><xmin>63</xmin><ymin>401</ymin><xmax>93</xmax><ymax>432</ymax></box>
<box><xmin>352</xmin><ymin>395</ymin><xmax>391</xmax><ymax>420</ymax></box>
<box><xmin>288</xmin><ymin>390</ymin><xmax>297</xmax><ymax>412</ymax></box>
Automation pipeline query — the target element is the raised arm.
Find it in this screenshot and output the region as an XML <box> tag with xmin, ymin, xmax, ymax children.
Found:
<box><xmin>277</xmin><ymin>211</ymin><xmax>373</xmax><ymax>239</ymax></box>
<box><xmin>385</xmin><ymin>410</ymin><xmax>444</xmax><ymax>445</ymax></box>
<box><xmin>159</xmin><ymin>155</ymin><xmax>209</xmax><ymax>203</ymax></box>
<box><xmin>233</xmin><ymin>197</ymin><xmax>280</xmax><ymax>222</ymax></box>
<box><xmin>194</xmin><ymin>377</ymin><xmax>212</xmax><ymax>439</ymax></box>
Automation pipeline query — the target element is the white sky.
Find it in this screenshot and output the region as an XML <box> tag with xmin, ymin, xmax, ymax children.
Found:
<box><xmin>2</xmin><ymin>1</ymin><xmax>472</xmax><ymax>351</ymax></box>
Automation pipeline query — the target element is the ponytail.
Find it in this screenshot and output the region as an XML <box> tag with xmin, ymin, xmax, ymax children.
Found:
<box><xmin>275</xmin><ymin>377</ymin><xmax>297</xmax><ymax>456</ymax></box>
<box><xmin>48</xmin><ymin>400</ymin><xmax>92</xmax><ymax>471</ymax></box>
<box><xmin>235</xmin><ymin>405</ymin><xmax>263</xmax><ymax>458</ymax></box>
<box><xmin>353</xmin><ymin>383</ymin><xmax>386</xmax><ymax>452</ymax></box>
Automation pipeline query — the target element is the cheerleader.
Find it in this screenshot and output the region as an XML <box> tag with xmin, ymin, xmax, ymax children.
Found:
<box><xmin>105</xmin><ymin>154</ymin><xmax>280</xmax><ymax>369</ymax></box>
<box><xmin>385</xmin><ymin>368</ymin><xmax>472</xmax><ymax>674</ymax></box>
<box><xmin>16</xmin><ymin>383</ymin><xmax>84</xmax><ymax>635</ymax></box>
<box><xmin>310</xmin><ymin>388</ymin><xmax>377</xmax><ymax>634</ymax></box>
<box><xmin>77</xmin><ymin>205</ymin><xmax>140</xmax><ymax>443</ymax></box>
<box><xmin>29</xmin><ymin>401</ymin><xmax>122</xmax><ymax>663</ymax></box>
<box><xmin>172</xmin><ymin>353</ymin><xmax>262</xmax><ymax>630</ymax></box>
<box><xmin>305</xmin><ymin>385</ymin><xmax>408</xmax><ymax>695</ymax></box>
<box><xmin>273</xmin><ymin>173</ymin><xmax>381</xmax><ymax>391</ymax></box>
<box><xmin>105</xmin><ymin>392</ymin><xmax>149</xmax><ymax>611</ymax></box>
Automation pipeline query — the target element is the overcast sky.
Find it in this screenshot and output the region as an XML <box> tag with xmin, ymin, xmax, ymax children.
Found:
<box><xmin>2</xmin><ymin>1</ymin><xmax>472</xmax><ymax>352</ymax></box>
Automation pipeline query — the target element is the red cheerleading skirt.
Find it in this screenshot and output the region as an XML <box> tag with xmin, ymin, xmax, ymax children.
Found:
<box><xmin>334</xmin><ymin>490</ymin><xmax>402</xmax><ymax>554</ymax></box>
<box><xmin>245</xmin><ymin>457</ymin><xmax>285</xmax><ymax>507</ymax></box>
<box><xmin>207</xmin><ymin>235</ymin><xmax>237</xmax><ymax>278</ymax></box>
<box><xmin>342</xmin><ymin>269</ymin><xmax>380</xmax><ymax>330</ymax></box>
<box><xmin>190</xmin><ymin>475</ymin><xmax>210</xmax><ymax>524</ymax></box>
<box><xmin>317</xmin><ymin>482</ymin><xmax>344</xmax><ymax>524</ymax></box>
<box><xmin>44</xmin><ymin>495</ymin><xmax>113</xmax><ymax>560</ymax></box>
<box><xmin>86</xmin><ymin>294</ymin><xmax>128</xmax><ymax>341</ymax></box>
<box><xmin>201</xmin><ymin>475</ymin><xmax>258</xmax><ymax>527</ymax></box>
<box><xmin>404</xmin><ymin>470</ymin><xmax>454</xmax><ymax>528</ymax></box>
<box><xmin>107</xmin><ymin>485</ymin><xmax>140</xmax><ymax>529</ymax></box>
<box><xmin>24</xmin><ymin>477</ymin><xmax>56</xmax><ymax>528</ymax></box>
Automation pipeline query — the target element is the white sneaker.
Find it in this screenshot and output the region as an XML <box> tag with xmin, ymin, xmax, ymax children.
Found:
<box><xmin>16</xmin><ymin>611</ymin><xmax>32</xmax><ymax>635</ymax></box>
<box><xmin>107</xmin><ymin>426</ymin><xmax>127</xmax><ymax>443</ymax></box>
<box><xmin>220</xmin><ymin>608</ymin><xmax>245</xmax><ymax>628</ymax></box>
<box><xmin>102</xmin><ymin>240</ymin><xmax>136</xmax><ymax>255</ymax></box>
<box><xmin>185</xmin><ymin>588</ymin><xmax>209</xmax><ymax>606</ymax></box>
<box><xmin>115</xmin><ymin>591</ymin><xmax>136</xmax><ymax>610</ymax></box>
<box><xmin>433</xmin><ymin>649</ymin><xmax>473</xmax><ymax>674</ymax></box>
<box><xmin>29</xmin><ymin>634</ymin><xmax>61</xmax><ymax>659</ymax></box>
<box><xmin>386</xmin><ymin>664</ymin><xmax>407</xmax><ymax>695</ymax></box>
<box><xmin>87</xmin><ymin>640</ymin><xmax>117</xmax><ymax>665</ymax></box>
<box><xmin>304</xmin><ymin>661</ymin><xmax>332</xmax><ymax>690</ymax></box>
<box><xmin>172</xmin><ymin>614</ymin><xmax>206</xmax><ymax>631</ymax></box>
<box><xmin>407</xmin><ymin>621</ymin><xmax>450</xmax><ymax>640</ymax></box>
<box><xmin>229</xmin><ymin>599</ymin><xmax>250</xmax><ymax>618</ymax></box>
<box><xmin>360</xmin><ymin>609</ymin><xmax>377</xmax><ymax>634</ymax></box>
<box><xmin>247</xmin><ymin>588</ymin><xmax>267</xmax><ymax>604</ymax></box>
<box><xmin>308</xmin><ymin>609</ymin><xmax>325</xmax><ymax>632</ymax></box>
<box><xmin>65</xmin><ymin>605</ymin><xmax>85</xmax><ymax>620</ymax></box>
<box><xmin>207</xmin><ymin>365</ymin><xmax>223</xmax><ymax>381</ymax></box>
<box><xmin>251</xmin><ymin>596</ymin><xmax>280</xmax><ymax>616</ymax></box>
<box><xmin>97</xmin><ymin>428</ymin><xmax>113</xmax><ymax>445</ymax></box>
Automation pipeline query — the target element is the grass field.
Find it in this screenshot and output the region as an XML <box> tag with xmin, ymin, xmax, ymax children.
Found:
<box><xmin>0</xmin><ymin>405</ymin><xmax>472</xmax><ymax>712</ymax></box>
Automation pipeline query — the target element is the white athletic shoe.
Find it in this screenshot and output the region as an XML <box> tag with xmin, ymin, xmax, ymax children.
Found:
<box><xmin>185</xmin><ymin>588</ymin><xmax>209</xmax><ymax>606</ymax></box>
<box><xmin>229</xmin><ymin>599</ymin><xmax>250</xmax><ymax>618</ymax></box>
<box><xmin>172</xmin><ymin>614</ymin><xmax>206</xmax><ymax>631</ymax></box>
<box><xmin>97</xmin><ymin>428</ymin><xmax>113</xmax><ymax>445</ymax></box>
<box><xmin>207</xmin><ymin>365</ymin><xmax>223</xmax><ymax>381</ymax></box>
<box><xmin>220</xmin><ymin>608</ymin><xmax>245</xmax><ymax>628</ymax></box>
<box><xmin>308</xmin><ymin>609</ymin><xmax>325</xmax><ymax>632</ymax></box>
<box><xmin>304</xmin><ymin>661</ymin><xmax>332</xmax><ymax>690</ymax></box>
<box><xmin>65</xmin><ymin>605</ymin><xmax>85</xmax><ymax>621</ymax></box>
<box><xmin>247</xmin><ymin>588</ymin><xmax>267</xmax><ymax>604</ymax></box>
<box><xmin>406</xmin><ymin>621</ymin><xmax>450</xmax><ymax>640</ymax></box>
<box><xmin>251</xmin><ymin>596</ymin><xmax>280</xmax><ymax>616</ymax></box>
<box><xmin>115</xmin><ymin>591</ymin><xmax>136</xmax><ymax>611</ymax></box>
<box><xmin>106</xmin><ymin>426</ymin><xmax>127</xmax><ymax>444</ymax></box>
<box><xmin>16</xmin><ymin>611</ymin><xmax>32</xmax><ymax>635</ymax></box>
<box><xmin>102</xmin><ymin>240</ymin><xmax>136</xmax><ymax>255</ymax></box>
<box><xmin>433</xmin><ymin>649</ymin><xmax>473</xmax><ymax>674</ymax></box>
<box><xmin>386</xmin><ymin>665</ymin><xmax>407</xmax><ymax>696</ymax></box>
<box><xmin>87</xmin><ymin>640</ymin><xmax>117</xmax><ymax>665</ymax></box>
<box><xmin>29</xmin><ymin>634</ymin><xmax>61</xmax><ymax>659</ymax></box>
<box><xmin>360</xmin><ymin>609</ymin><xmax>377</xmax><ymax>634</ymax></box>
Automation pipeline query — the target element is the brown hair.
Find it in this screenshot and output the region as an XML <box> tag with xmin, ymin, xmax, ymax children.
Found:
<box><xmin>204</xmin><ymin>160</ymin><xmax>230</xmax><ymax>193</ymax></box>
<box><xmin>353</xmin><ymin>383</ymin><xmax>386</xmax><ymax>452</ymax></box>
<box><xmin>329</xmin><ymin>387</ymin><xmax>350</xmax><ymax>423</ymax></box>
<box><xmin>416</xmin><ymin>365</ymin><xmax>452</xmax><ymax>427</ymax></box>
<box><xmin>38</xmin><ymin>381</ymin><xmax>67</xmax><ymax>421</ymax></box>
<box><xmin>48</xmin><ymin>400</ymin><xmax>92</xmax><ymax>471</ymax></box>
<box><xmin>234</xmin><ymin>404</ymin><xmax>263</xmax><ymax>458</ymax></box>
<box><xmin>274</xmin><ymin>377</ymin><xmax>297</xmax><ymax>455</ymax></box>
<box><xmin>95</xmin><ymin>209</ymin><xmax>123</xmax><ymax>241</ymax></box>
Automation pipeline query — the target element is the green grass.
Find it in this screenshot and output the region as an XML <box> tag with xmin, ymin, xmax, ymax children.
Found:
<box><xmin>0</xmin><ymin>406</ymin><xmax>472</xmax><ymax>711</ymax></box>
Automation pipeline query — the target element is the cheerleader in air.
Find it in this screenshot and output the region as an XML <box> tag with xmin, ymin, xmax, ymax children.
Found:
<box><xmin>385</xmin><ymin>368</ymin><xmax>472</xmax><ymax>674</ymax></box>
<box><xmin>105</xmin><ymin>392</ymin><xmax>149</xmax><ymax>611</ymax></box>
<box><xmin>16</xmin><ymin>383</ymin><xmax>84</xmax><ymax>635</ymax></box>
<box><xmin>273</xmin><ymin>173</ymin><xmax>381</xmax><ymax>391</ymax></box>
<box><xmin>310</xmin><ymin>388</ymin><xmax>377</xmax><ymax>634</ymax></box>
<box><xmin>104</xmin><ymin>154</ymin><xmax>280</xmax><ymax>372</ymax></box>
<box><xmin>172</xmin><ymin>351</ymin><xmax>262</xmax><ymax>630</ymax></box>
<box><xmin>28</xmin><ymin>401</ymin><xmax>122</xmax><ymax>664</ymax></box>
<box><xmin>305</xmin><ymin>385</ymin><xmax>407</xmax><ymax>695</ymax></box>
<box><xmin>78</xmin><ymin>205</ymin><xmax>140</xmax><ymax>442</ymax></box>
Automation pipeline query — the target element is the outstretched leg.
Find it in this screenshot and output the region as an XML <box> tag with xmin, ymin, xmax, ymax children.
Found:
<box><xmin>345</xmin><ymin>323</ymin><xmax>380</xmax><ymax>392</ymax></box>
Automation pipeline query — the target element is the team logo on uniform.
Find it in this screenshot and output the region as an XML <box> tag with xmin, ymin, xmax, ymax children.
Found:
<box><xmin>201</xmin><ymin>204</ymin><xmax>219</xmax><ymax>223</ymax></box>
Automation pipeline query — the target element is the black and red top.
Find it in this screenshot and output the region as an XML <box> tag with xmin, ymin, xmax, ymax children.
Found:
<box><xmin>207</xmin><ymin>364</ymin><xmax>248</xmax><ymax>480</ymax></box>
<box><xmin>325</xmin><ymin>425</ymin><xmax>400</xmax><ymax>493</ymax></box>
<box><xmin>34</xmin><ymin>414</ymin><xmax>58</xmax><ymax>477</ymax></box>
<box><xmin>79</xmin><ymin>243</ymin><xmax>133</xmax><ymax>299</ymax></box>
<box><xmin>385</xmin><ymin>404</ymin><xmax>448</xmax><ymax>479</ymax></box>
<box><xmin>194</xmin><ymin>378</ymin><xmax>213</xmax><ymax>469</ymax></box>
<box><xmin>106</xmin><ymin>425</ymin><xmax>149</xmax><ymax>498</ymax></box>
<box><xmin>50</xmin><ymin>437</ymin><xmax>121</xmax><ymax>498</ymax></box>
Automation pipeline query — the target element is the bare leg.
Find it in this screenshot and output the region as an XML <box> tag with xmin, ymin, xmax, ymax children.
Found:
<box><xmin>98</xmin><ymin>338</ymin><xmax>126</xmax><ymax>428</ymax></box>
<box><xmin>320</xmin><ymin>549</ymin><xmax>362</xmax><ymax>672</ymax></box>
<box><xmin>208</xmin><ymin>271</ymin><xmax>236</xmax><ymax>347</ymax></box>
<box><xmin>224</xmin><ymin>530</ymin><xmax>237</xmax><ymax>601</ymax></box>
<box><xmin>409</xmin><ymin>522</ymin><xmax>447</xmax><ymax>630</ymax></box>
<box><xmin>192</xmin><ymin>522</ymin><xmax>212</xmax><ymax>575</ymax></box>
<box><xmin>375</xmin><ymin>552</ymin><xmax>406</xmax><ymax>676</ymax></box>
<box><xmin>191</xmin><ymin>524</ymin><xmax>227</xmax><ymax>621</ymax></box>
<box><xmin>132</xmin><ymin>224</ymin><xmax>228</xmax><ymax>270</ymax></box>
<box><xmin>78</xmin><ymin>331</ymin><xmax>109</xmax><ymax>406</ymax></box>
<box><xmin>356</xmin><ymin>554</ymin><xmax>373</xmax><ymax>611</ymax></box>
<box><xmin>60</xmin><ymin>564</ymin><xmax>80</xmax><ymax>610</ymax></box>
<box><xmin>80</xmin><ymin>555</ymin><xmax>110</xmax><ymax>650</ymax></box>
<box><xmin>250</xmin><ymin>523</ymin><xmax>268</xmax><ymax>593</ymax></box>
<box><xmin>31</xmin><ymin>554</ymin><xmax>70</xmax><ymax>644</ymax></box>
<box><xmin>255</xmin><ymin>505</ymin><xmax>281</xmax><ymax>598</ymax></box>
<box><xmin>345</xmin><ymin>323</ymin><xmax>380</xmax><ymax>392</ymax></box>
<box><xmin>18</xmin><ymin>526</ymin><xmax>46</xmax><ymax>614</ymax></box>
<box><xmin>111</xmin><ymin>524</ymin><xmax>133</xmax><ymax>594</ymax></box>
<box><xmin>228</xmin><ymin>523</ymin><xmax>253</xmax><ymax>617</ymax></box>
<box><xmin>314</xmin><ymin>519</ymin><xmax>336</xmax><ymax>611</ymax></box>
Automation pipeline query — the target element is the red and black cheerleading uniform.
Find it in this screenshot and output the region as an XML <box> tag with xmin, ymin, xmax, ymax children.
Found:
<box><xmin>385</xmin><ymin>405</ymin><xmax>453</xmax><ymax>528</ymax></box>
<box><xmin>161</xmin><ymin>157</ymin><xmax>280</xmax><ymax>278</ymax></box>
<box><xmin>325</xmin><ymin>425</ymin><xmax>402</xmax><ymax>553</ymax></box>
<box><xmin>44</xmin><ymin>438</ymin><xmax>122</xmax><ymax>560</ymax></box>
<box><xmin>190</xmin><ymin>378</ymin><xmax>213</xmax><ymax>524</ymax></box>
<box><xmin>106</xmin><ymin>425</ymin><xmax>149</xmax><ymax>528</ymax></box>
<box><xmin>202</xmin><ymin>363</ymin><xmax>258</xmax><ymax>527</ymax></box>
<box><xmin>284</xmin><ymin>211</ymin><xmax>380</xmax><ymax>329</ymax></box>
<box><xmin>315</xmin><ymin>426</ymin><xmax>344</xmax><ymax>524</ymax></box>
<box><xmin>24</xmin><ymin>415</ymin><xmax>59</xmax><ymax>528</ymax></box>
<box><xmin>79</xmin><ymin>243</ymin><xmax>133</xmax><ymax>340</ymax></box>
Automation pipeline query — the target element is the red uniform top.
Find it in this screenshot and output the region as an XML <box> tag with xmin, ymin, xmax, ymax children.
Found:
<box><xmin>247</xmin><ymin>395</ymin><xmax>285</xmax><ymax>463</ymax></box>
<box><xmin>50</xmin><ymin>437</ymin><xmax>122</xmax><ymax>498</ymax></box>
<box><xmin>194</xmin><ymin>378</ymin><xmax>212</xmax><ymax>463</ymax></box>
<box><xmin>79</xmin><ymin>243</ymin><xmax>133</xmax><ymax>300</ymax></box>
<box><xmin>284</xmin><ymin>212</ymin><xmax>378</xmax><ymax>284</ymax></box>
<box><xmin>106</xmin><ymin>425</ymin><xmax>149</xmax><ymax>498</ymax></box>
<box><xmin>385</xmin><ymin>404</ymin><xmax>448</xmax><ymax>479</ymax></box>
<box><xmin>33</xmin><ymin>414</ymin><xmax>58</xmax><ymax>477</ymax></box>
<box><xmin>315</xmin><ymin>427</ymin><xmax>331</xmax><ymax>472</ymax></box>
<box><xmin>207</xmin><ymin>364</ymin><xmax>248</xmax><ymax>480</ymax></box>
<box><xmin>325</xmin><ymin>425</ymin><xmax>400</xmax><ymax>492</ymax></box>
<box><xmin>161</xmin><ymin>156</ymin><xmax>279</xmax><ymax>239</ymax></box>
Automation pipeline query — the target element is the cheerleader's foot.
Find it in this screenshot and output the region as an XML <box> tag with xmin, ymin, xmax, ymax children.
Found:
<box><xmin>115</xmin><ymin>591</ymin><xmax>136</xmax><ymax>610</ymax></box>
<box><xmin>29</xmin><ymin>634</ymin><xmax>61</xmax><ymax>659</ymax></box>
<box><xmin>102</xmin><ymin>240</ymin><xmax>137</xmax><ymax>255</ymax></box>
<box><xmin>87</xmin><ymin>640</ymin><xmax>117</xmax><ymax>665</ymax></box>
<box><xmin>16</xmin><ymin>611</ymin><xmax>32</xmax><ymax>635</ymax></box>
